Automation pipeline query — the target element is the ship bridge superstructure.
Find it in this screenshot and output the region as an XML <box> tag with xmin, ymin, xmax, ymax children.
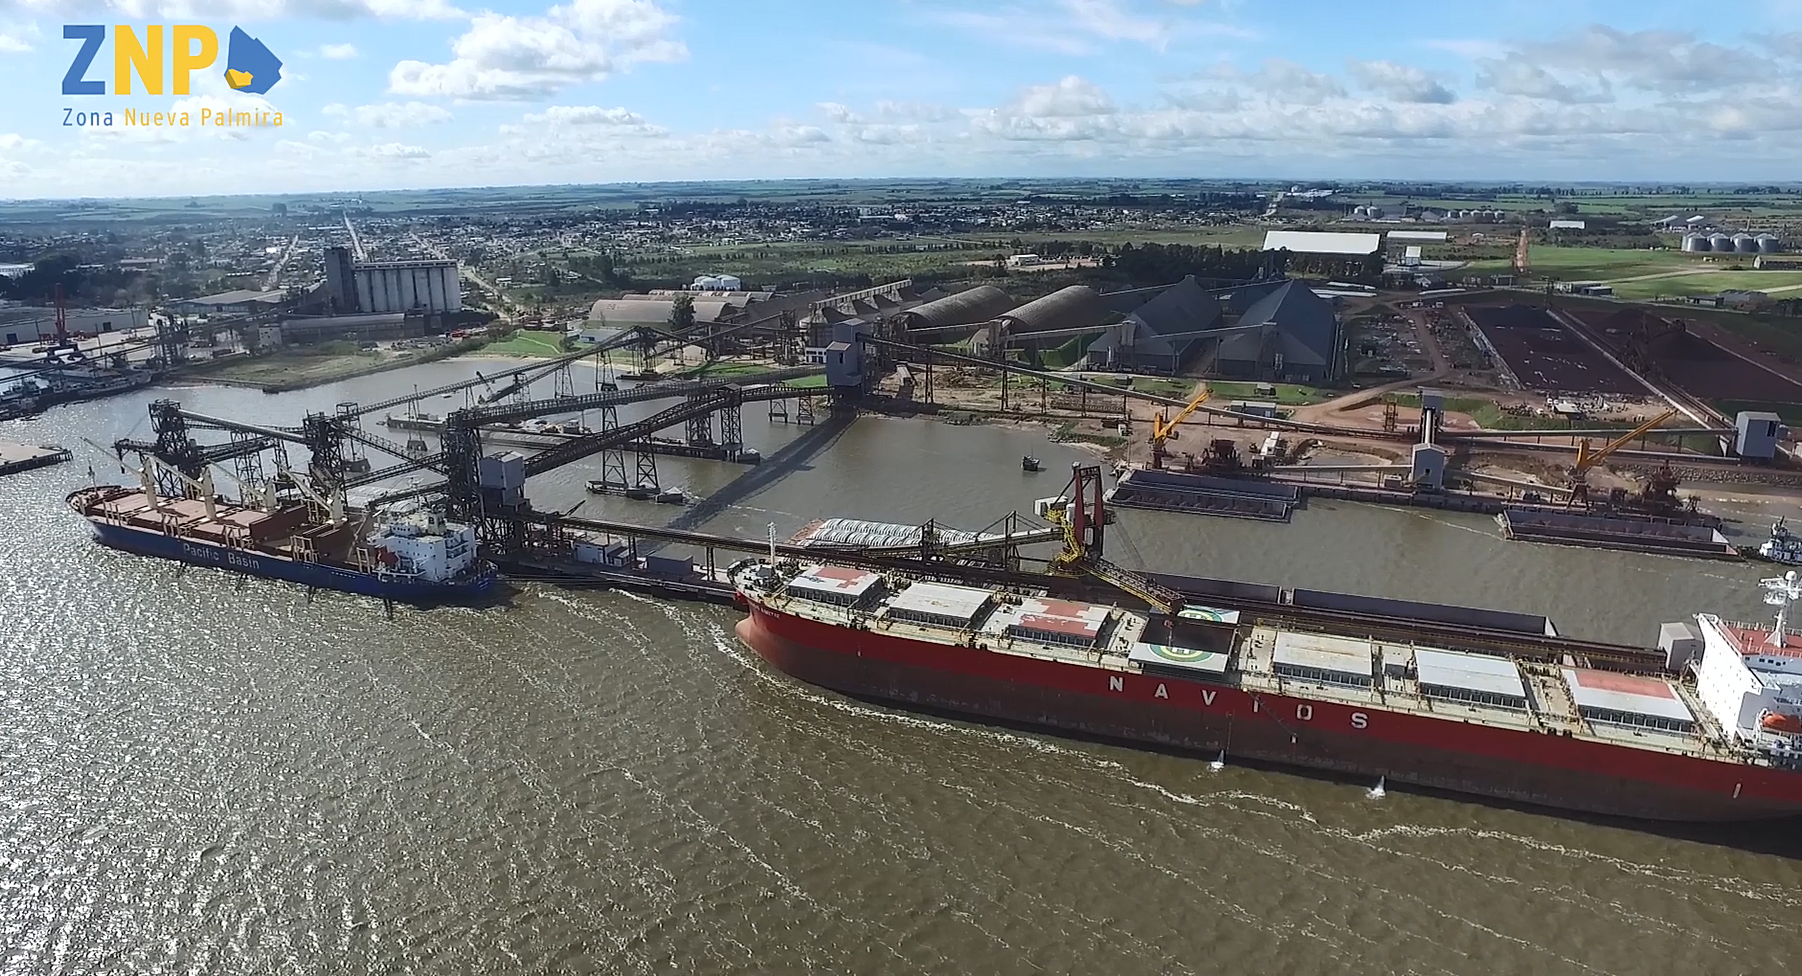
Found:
<box><xmin>1693</xmin><ymin>577</ymin><xmax>1802</xmax><ymax>761</ymax></box>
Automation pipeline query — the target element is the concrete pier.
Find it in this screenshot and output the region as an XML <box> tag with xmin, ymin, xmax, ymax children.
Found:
<box><xmin>0</xmin><ymin>439</ymin><xmax>71</xmax><ymax>477</ymax></box>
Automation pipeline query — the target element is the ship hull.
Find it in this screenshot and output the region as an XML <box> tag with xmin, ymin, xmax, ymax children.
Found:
<box><xmin>738</xmin><ymin>601</ymin><xmax>1802</xmax><ymax>822</ymax></box>
<box><xmin>86</xmin><ymin>519</ymin><xmax>498</xmax><ymax>604</ymax></box>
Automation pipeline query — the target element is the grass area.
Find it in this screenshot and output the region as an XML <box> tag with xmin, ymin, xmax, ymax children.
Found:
<box><xmin>669</xmin><ymin>360</ymin><xmax>770</xmax><ymax>379</ymax></box>
<box><xmin>483</xmin><ymin>330</ymin><xmax>567</xmax><ymax>357</ymax></box>
<box><xmin>1464</xmin><ymin>246</ymin><xmax>1690</xmax><ymax>280</ymax></box>
<box><xmin>1125</xmin><ymin>377</ymin><xmax>1197</xmax><ymax>398</ymax></box>
<box><xmin>953</xmin><ymin>226</ymin><xmax>1268</xmax><ymax>249</ymax></box>
<box><xmin>1609</xmin><ymin>271</ymin><xmax>1802</xmax><ymax>301</ymax></box>
<box><xmin>1391</xmin><ymin>393</ymin><xmax>1573</xmax><ymax>431</ymax></box>
<box><xmin>1051</xmin><ymin>423</ymin><xmax>1127</xmax><ymax>448</ymax></box>
<box><xmin>1714</xmin><ymin>400</ymin><xmax>1802</xmax><ymax>427</ymax></box>
<box><xmin>1204</xmin><ymin>381</ymin><xmax>1330</xmax><ymax>405</ymax></box>
<box><xmin>786</xmin><ymin>375</ymin><xmax>828</xmax><ymax>389</ymax></box>
<box><xmin>190</xmin><ymin>336</ymin><xmax>490</xmax><ymax>392</ymax></box>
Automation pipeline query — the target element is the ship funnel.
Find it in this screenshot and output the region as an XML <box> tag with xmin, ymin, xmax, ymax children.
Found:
<box><xmin>1760</xmin><ymin>570</ymin><xmax>1802</xmax><ymax>646</ymax></box>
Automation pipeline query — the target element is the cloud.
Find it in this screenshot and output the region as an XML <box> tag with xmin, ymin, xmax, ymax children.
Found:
<box><xmin>319</xmin><ymin>42</ymin><xmax>358</xmax><ymax>59</ymax></box>
<box><xmin>926</xmin><ymin>0</ymin><xmax>1175</xmax><ymax>56</ymax></box>
<box><xmin>0</xmin><ymin>29</ymin><xmax>29</xmax><ymax>52</ymax></box>
<box><xmin>1474</xmin><ymin>56</ymin><xmax>1611</xmax><ymax>103</ymax></box>
<box><xmin>323</xmin><ymin>101</ymin><xmax>452</xmax><ymax>127</ymax></box>
<box><xmin>1017</xmin><ymin>75</ymin><xmax>1116</xmax><ymax>117</ymax></box>
<box><xmin>361</xmin><ymin>142</ymin><xmax>431</xmax><ymax>159</ymax></box>
<box><xmin>1238</xmin><ymin>59</ymin><xmax>1346</xmax><ymax>105</ymax></box>
<box><xmin>521</xmin><ymin>104</ymin><xmax>646</xmax><ymax>125</ymax></box>
<box><xmin>0</xmin><ymin>133</ymin><xmax>37</xmax><ymax>151</ymax></box>
<box><xmin>1514</xmin><ymin>25</ymin><xmax>1761</xmax><ymax>94</ymax></box>
<box><xmin>971</xmin><ymin>77</ymin><xmax>1121</xmax><ymax>140</ymax></box>
<box><xmin>1347</xmin><ymin>59</ymin><xmax>1455</xmax><ymax>104</ymax></box>
<box><xmin>388</xmin><ymin>0</ymin><xmax>686</xmax><ymax>100</ymax></box>
<box><xmin>816</xmin><ymin>101</ymin><xmax>859</xmax><ymax>124</ymax></box>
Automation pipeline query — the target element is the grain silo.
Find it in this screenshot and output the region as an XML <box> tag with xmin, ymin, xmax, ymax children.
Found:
<box><xmin>1352</xmin><ymin>205</ymin><xmax>1370</xmax><ymax>218</ymax></box>
<box><xmin>1710</xmin><ymin>233</ymin><xmax>1735</xmax><ymax>252</ymax></box>
<box><xmin>1682</xmin><ymin>233</ymin><xmax>1710</xmax><ymax>252</ymax></box>
<box><xmin>1758</xmin><ymin>234</ymin><xmax>1784</xmax><ymax>253</ymax></box>
<box><xmin>1734</xmin><ymin>233</ymin><xmax>1760</xmax><ymax>253</ymax></box>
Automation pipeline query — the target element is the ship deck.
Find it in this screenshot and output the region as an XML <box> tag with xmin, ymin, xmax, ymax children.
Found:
<box><xmin>760</xmin><ymin>573</ymin><xmax>1768</xmax><ymax>768</ymax></box>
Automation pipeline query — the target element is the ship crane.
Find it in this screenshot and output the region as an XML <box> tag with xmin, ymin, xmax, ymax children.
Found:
<box><xmin>1566</xmin><ymin>407</ymin><xmax>1678</xmax><ymax>508</ymax></box>
<box><xmin>1149</xmin><ymin>385</ymin><xmax>1211</xmax><ymax>470</ymax></box>
<box><xmin>1041</xmin><ymin>462</ymin><xmax>1187</xmax><ymax>619</ymax></box>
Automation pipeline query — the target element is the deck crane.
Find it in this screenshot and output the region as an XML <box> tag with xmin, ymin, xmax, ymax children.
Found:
<box><xmin>1566</xmin><ymin>407</ymin><xmax>1678</xmax><ymax>508</ymax></box>
<box><xmin>1149</xmin><ymin>384</ymin><xmax>1211</xmax><ymax>469</ymax></box>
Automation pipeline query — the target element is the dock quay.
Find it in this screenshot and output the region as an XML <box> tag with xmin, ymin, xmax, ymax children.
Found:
<box><xmin>1498</xmin><ymin>508</ymin><xmax>1741</xmax><ymax>560</ymax></box>
<box><xmin>1107</xmin><ymin>469</ymin><xmax>1299</xmax><ymax>521</ymax></box>
<box><xmin>0</xmin><ymin>439</ymin><xmax>71</xmax><ymax>477</ymax></box>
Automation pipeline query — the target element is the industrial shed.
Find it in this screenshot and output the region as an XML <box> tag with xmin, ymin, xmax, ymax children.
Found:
<box><xmin>1085</xmin><ymin>276</ymin><xmax>1224</xmax><ymax>374</ymax></box>
<box><xmin>890</xmin><ymin>285</ymin><xmax>1014</xmax><ymax>337</ymax></box>
<box><xmin>1262</xmin><ymin>231</ymin><xmax>1382</xmax><ymax>256</ymax></box>
<box><xmin>1210</xmin><ymin>280</ymin><xmax>1344</xmax><ymax>384</ymax></box>
<box><xmin>995</xmin><ymin>285</ymin><xmax>1111</xmax><ymax>337</ymax></box>
<box><xmin>589</xmin><ymin>298</ymin><xmax>733</xmax><ymax>328</ymax></box>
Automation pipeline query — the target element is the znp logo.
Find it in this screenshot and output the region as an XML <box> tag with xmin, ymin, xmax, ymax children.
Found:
<box><xmin>61</xmin><ymin>25</ymin><xmax>284</xmax><ymax>128</ymax></box>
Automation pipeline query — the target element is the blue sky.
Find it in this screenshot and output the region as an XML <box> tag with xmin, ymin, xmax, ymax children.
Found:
<box><xmin>2</xmin><ymin>0</ymin><xmax>1802</xmax><ymax>198</ymax></box>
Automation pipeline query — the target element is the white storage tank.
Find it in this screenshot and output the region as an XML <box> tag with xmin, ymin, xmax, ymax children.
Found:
<box><xmin>1759</xmin><ymin>234</ymin><xmax>1784</xmax><ymax>253</ymax></box>
<box><xmin>1735</xmin><ymin>233</ymin><xmax>1760</xmax><ymax>253</ymax></box>
<box><xmin>1711</xmin><ymin>233</ymin><xmax>1736</xmax><ymax>252</ymax></box>
<box><xmin>1682</xmin><ymin>233</ymin><xmax>1710</xmax><ymax>252</ymax></box>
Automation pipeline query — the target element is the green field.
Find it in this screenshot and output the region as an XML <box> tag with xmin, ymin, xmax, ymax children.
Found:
<box><xmin>1205</xmin><ymin>381</ymin><xmax>1330</xmax><ymax>405</ymax></box>
<box><xmin>1714</xmin><ymin>400</ymin><xmax>1802</xmax><ymax>427</ymax></box>
<box><xmin>483</xmin><ymin>331</ymin><xmax>565</xmax><ymax>357</ymax></box>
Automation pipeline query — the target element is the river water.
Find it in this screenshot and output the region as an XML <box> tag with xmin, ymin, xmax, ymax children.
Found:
<box><xmin>1</xmin><ymin>361</ymin><xmax>1798</xmax><ymax>974</ymax></box>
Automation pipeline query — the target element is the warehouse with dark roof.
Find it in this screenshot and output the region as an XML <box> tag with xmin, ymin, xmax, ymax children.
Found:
<box><xmin>1085</xmin><ymin>276</ymin><xmax>1223</xmax><ymax>374</ymax></box>
<box><xmin>1206</xmin><ymin>280</ymin><xmax>1344</xmax><ymax>384</ymax></box>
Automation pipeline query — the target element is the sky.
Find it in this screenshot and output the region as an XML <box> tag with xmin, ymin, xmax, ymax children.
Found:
<box><xmin>3</xmin><ymin>0</ymin><xmax>1802</xmax><ymax>198</ymax></box>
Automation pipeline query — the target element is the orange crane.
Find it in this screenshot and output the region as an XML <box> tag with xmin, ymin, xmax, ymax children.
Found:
<box><xmin>1149</xmin><ymin>385</ymin><xmax>1211</xmax><ymax>469</ymax></box>
<box><xmin>1566</xmin><ymin>407</ymin><xmax>1678</xmax><ymax>507</ymax></box>
<box><xmin>1513</xmin><ymin>228</ymin><xmax>1531</xmax><ymax>276</ymax></box>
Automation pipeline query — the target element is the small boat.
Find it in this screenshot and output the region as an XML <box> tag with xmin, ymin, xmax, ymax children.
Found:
<box><xmin>1759</xmin><ymin>518</ymin><xmax>1802</xmax><ymax>565</ymax></box>
<box><xmin>1021</xmin><ymin>455</ymin><xmax>1043</xmax><ymax>472</ymax></box>
<box><xmin>656</xmin><ymin>488</ymin><xmax>687</xmax><ymax>505</ymax></box>
<box><xmin>624</xmin><ymin>483</ymin><xmax>657</xmax><ymax>501</ymax></box>
<box><xmin>585</xmin><ymin>479</ymin><xmax>610</xmax><ymax>494</ymax></box>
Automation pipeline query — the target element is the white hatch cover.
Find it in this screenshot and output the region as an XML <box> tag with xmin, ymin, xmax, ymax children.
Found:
<box><xmin>1272</xmin><ymin>631</ymin><xmax>1374</xmax><ymax>679</ymax></box>
<box><xmin>1414</xmin><ymin>647</ymin><xmax>1527</xmax><ymax>699</ymax></box>
<box><xmin>885</xmin><ymin>580</ymin><xmax>993</xmax><ymax>627</ymax></box>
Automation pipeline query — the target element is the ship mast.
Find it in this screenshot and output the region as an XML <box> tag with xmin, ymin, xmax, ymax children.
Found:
<box><xmin>1760</xmin><ymin>570</ymin><xmax>1802</xmax><ymax>647</ymax></box>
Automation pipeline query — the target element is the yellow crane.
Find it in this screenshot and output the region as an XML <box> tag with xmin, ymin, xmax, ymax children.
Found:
<box><xmin>1149</xmin><ymin>384</ymin><xmax>1210</xmax><ymax>469</ymax></box>
<box><xmin>1567</xmin><ymin>407</ymin><xmax>1678</xmax><ymax>506</ymax></box>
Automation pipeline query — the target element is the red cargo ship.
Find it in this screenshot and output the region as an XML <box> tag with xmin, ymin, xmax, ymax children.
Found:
<box><xmin>731</xmin><ymin>557</ymin><xmax>1802</xmax><ymax>822</ymax></box>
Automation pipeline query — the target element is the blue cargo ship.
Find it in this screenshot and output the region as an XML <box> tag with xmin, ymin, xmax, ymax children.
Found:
<box><xmin>69</xmin><ymin>484</ymin><xmax>498</xmax><ymax>604</ymax></box>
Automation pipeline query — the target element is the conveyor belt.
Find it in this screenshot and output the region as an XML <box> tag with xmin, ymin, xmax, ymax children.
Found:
<box><xmin>534</xmin><ymin>513</ymin><xmax>1674</xmax><ymax>672</ymax></box>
